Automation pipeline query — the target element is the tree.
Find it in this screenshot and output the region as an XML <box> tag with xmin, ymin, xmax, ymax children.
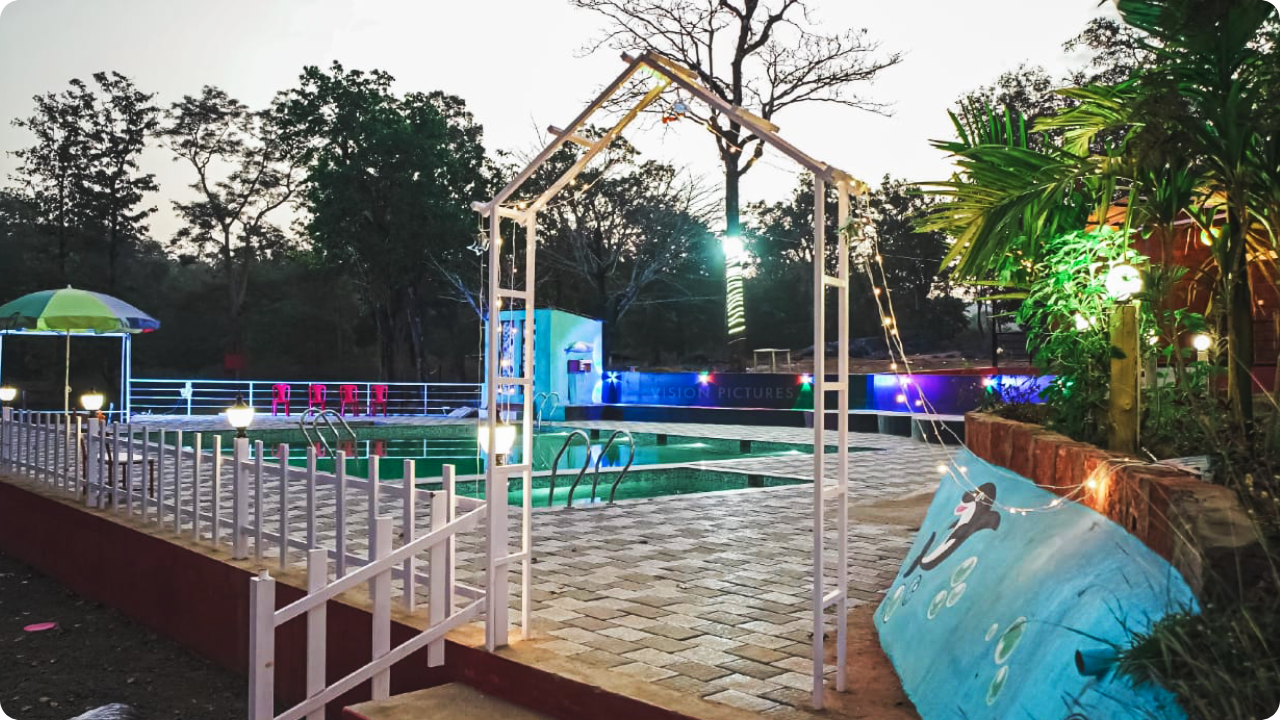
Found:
<box><xmin>274</xmin><ymin>63</ymin><xmax>490</xmax><ymax>380</ymax></box>
<box><xmin>82</xmin><ymin>72</ymin><xmax>160</xmax><ymax>291</ymax></box>
<box><xmin>749</xmin><ymin>175</ymin><xmax>965</xmax><ymax>351</ymax></box>
<box><xmin>162</xmin><ymin>86</ymin><xmax>302</xmax><ymax>375</ymax></box>
<box><xmin>10</xmin><ymin>79</ymin><xmax>93</xmax><ymax>284</ymax></box>
<box><xmin>535</xmin><ymin>137</ymin><xmax>716</xmax><ymax>365</ymax></box>
<box><xmin>571</xmin><ymin>0</ymin><xmax>900</xmax><ymax>240</ymax></box>
<box><xmin>921</xmin><ymin>0</ymin><xmax>1280</xmax><ymax>427</ymax></box>
<box><xmin>11</xmin><ymin>73</ymin><xmax>159</xmax><ymax>291</ymax></box>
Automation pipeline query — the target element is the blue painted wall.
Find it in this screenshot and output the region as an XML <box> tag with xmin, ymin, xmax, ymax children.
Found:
<box><xmin>876</xmin><ymin>449</ymin><xmax>1196</xmax><ymax>720</ymax></box>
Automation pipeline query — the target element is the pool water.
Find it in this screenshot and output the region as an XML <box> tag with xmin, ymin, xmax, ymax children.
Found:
<box><xmin>167</xmin><ymin>424</ymin><xmax>856</xmax><ymax>482</ymax></box>
<box><xmin>450</xmin><ymin>467</ymin><xmax>807</xmax><ymax>506</ymax></box>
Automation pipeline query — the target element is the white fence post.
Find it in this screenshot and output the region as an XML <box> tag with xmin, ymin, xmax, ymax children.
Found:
<box><xmin>212</xmin><ymin>434</ymin><xmax>224</xmax><ymax>545</ymax></box>
<box><xmin>305</xmin><ymin>548</ymin><xmax>327</xmax><ymax>720</ymax></box>
<box><xmin>336</xmin><ymin>453</ymin><xmax>348</xmax><ymax>577</ymax></box>
<box><xmin>401</xmin><ymin>459</ymin><xmax>416</xmax><ymax>612</ymax></box>
<box><xmin>428</xmin><ymin>484</ymin><xmax>449</xmax><ymax>667</ymax></box>
<box><xmin>248</xmin><ymin>570</ymin><xmax>276</xmax><ymax>720</ymax></box>
<box><xmin>172</xmin><ymin>430</ymin><xmax>184</xmax><ymax>534</ymax></box>
<box><xmin>370</xmin><ymin>516</ymin><xmax>393</xmax><ymax>701</ymax></box>
<box><xmin>192</xmin><ymin>433</ymin><xmax>204</xmax><ymax>541</ymax></box>
<box><xmin>254</xmin><ymin>440</ymin><xmax>265</xmax><ymax>562</ymax></box>
<box><xmin>233</xmin><ymin>436</ymin><xmax>250</xmax><ymax>559</ymax></box>
<box><xmin>305</xmin><ymin>447</ymin><xmax>317</xmax><ymax>549</ymax></box>
<box><xmin>278</xmin><ymin>443</ymin><xmax>290</xmax><ymax>570</ymax></box>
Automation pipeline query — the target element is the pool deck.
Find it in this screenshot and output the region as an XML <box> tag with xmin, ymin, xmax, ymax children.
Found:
<box><xmin>108</xmin><ymin>416</ymin><xmax>945</xmax><ymax>717</ymax></box>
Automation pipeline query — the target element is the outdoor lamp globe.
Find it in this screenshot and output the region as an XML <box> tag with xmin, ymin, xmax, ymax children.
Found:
<box><xmin>477</xmin><ymin>422</ymin><xmax>516</xmax><ymax>457</ymax></box>
<box><xmin>80</xmin><ymin>389</ymin><xmax>105</xmax><ymax>413</ymax></box>
<box><xmin>1192</xmin><ymin>334</ymin><xmax>1213</xmax><ymax>352</ymax></box>
<box><xmin>1105</xmin><ymin>264</ymin><xmax>1143</xmax><ymax>301</ymax></box>
<box><xmin>227</xmin><ymin>394</ymin><xmax>255</xmax><ymax>438</ymax></box>
<box><xmin>0</xmin><ymin>386</ymin><xmax>15</xmax><ymax>404</ymax></box>
<box><xmin>722</xmin><ymin>234</ymin><xmax>745</xmax><ymax>262</ymax></box>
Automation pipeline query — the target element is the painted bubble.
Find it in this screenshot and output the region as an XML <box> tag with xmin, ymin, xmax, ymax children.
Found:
<box><xmin>946</xmin><ymin>582</ymin><xmax>966</xmax><ymax>607</ymax></box>
<box><xmin>985</xmin><ymin>623</ymin><xmax>1000</xmax><ymax>642</ymax></box>
<box><xmin>986</xmin><ymin>665</ymin><xmax>1009</xmax><ymax>706</ymax></box>
<box><xmin>927</xmin><ymin>590</ymin><xmax>947</xmax><ymax>619</ymax></box>
<box><xmin>951</xmin><ymin>556</ymin><xmax>978</xmax><ymax>587</ymax></box>
<box><xmin>994</xmin><ymin>617</ymin><xmax>1028</xmax><ymax>664</ymax></box>
<box><xmin>882</xmin><ymin>585</ymin><xmax>904</xmax><ymax>622</ymax></box>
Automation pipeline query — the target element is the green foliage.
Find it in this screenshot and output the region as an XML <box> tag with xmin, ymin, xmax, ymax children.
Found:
<box><xmin>1016</xmin><ymin>228</ymin><xmax>1148</xmax><ymax>443</ymax></box>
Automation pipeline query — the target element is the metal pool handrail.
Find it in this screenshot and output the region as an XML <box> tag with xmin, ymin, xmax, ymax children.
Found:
<box><xmin>552</xmin><ymin>430</ymin><xmax>593</xmax><ymax>508</ymax></box>
<box><xmin>534</xmin><ymin>392</ymin><xmax>561</xmax><ymax>431</ymax></box>
<box><xmin>299</xmin><ymin>409</ymin><xmax>357</xmax><ymax>455</ymax></box>
<box><xmin>591</xmin><ymin>430</ymin><xmax>635</xmax><ymax>503</ymax></box>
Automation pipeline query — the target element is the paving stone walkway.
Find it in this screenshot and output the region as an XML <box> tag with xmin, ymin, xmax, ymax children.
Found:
<box><xmin>3</xmin><ymin>417</ymin><xmax>948</xmax><ymax>718</ymax></box>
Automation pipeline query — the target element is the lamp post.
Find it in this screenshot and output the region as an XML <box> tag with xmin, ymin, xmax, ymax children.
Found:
<box><xmin>1191</xmin><ymin>333</ymin><xmax>1213</xmax><ymax>363</ymax></box>
<box><xmin>228</xmin><ymin>394</ymin><xmax>255</xmax><ymax>559</ymax></box>
<box><xmin>80</xmin><ymin>389</ymin><xmax>106</xmax><ymax>506</ymax></box>
<box><xmin>1106</xmin><ymin>265</ymin><xmax>1143</xmax><ymax>455</ymax></box>
<box><xmin>477</xmin><ymin>422</ymin><xmax>516</xmax><ymax>465</ymax></box>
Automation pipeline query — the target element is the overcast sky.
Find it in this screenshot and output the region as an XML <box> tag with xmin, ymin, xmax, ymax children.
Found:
<box><xmin>0</xmin><ymin>0</ymin><xmax>1116</xmax><ymax>240</ymax></box>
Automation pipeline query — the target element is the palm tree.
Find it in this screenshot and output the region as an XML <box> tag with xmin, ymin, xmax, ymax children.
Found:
<box><xmin>922</xmin><ymin>0</ymin><xmax>1280</xmax><ymax>425</ymax></box>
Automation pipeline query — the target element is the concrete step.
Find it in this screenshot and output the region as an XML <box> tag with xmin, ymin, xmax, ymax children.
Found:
<box><xmin>344</xmin><ymin>683</ymin><xmax>553</xmax><ymax>720</ymax></box>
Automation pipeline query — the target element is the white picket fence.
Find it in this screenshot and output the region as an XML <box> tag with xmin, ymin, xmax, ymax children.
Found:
<box><xmin>0</xmin><ymin>407</ymin><xmax>529</xmax><ymax>720</ymax></box>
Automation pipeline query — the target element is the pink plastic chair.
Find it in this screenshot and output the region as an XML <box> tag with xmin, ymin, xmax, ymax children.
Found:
<box><xmin>339</xmin><ymin>384</ymin><xmax>360</xmax><ymax>416</ymax></box>
<box><xmin>308</xmin><ymin>384</ymin><xmax>327</xmax><ymax>411</ymax></box>
<box><xmin>369</xmin><ymin>384</ymin><xmax>390</xmax><ymax>416</ymax></box>
<box><xmin>271</xmin><ymin>384</ymin><xmax>291</xmax><ymax>416</ymax></box>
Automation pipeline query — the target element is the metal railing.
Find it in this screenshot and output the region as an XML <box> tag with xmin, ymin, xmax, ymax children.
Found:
<box><xmin>128</xmin><ymin>378</ymin><xmax>482</xmax><ymax>418</ymax></box>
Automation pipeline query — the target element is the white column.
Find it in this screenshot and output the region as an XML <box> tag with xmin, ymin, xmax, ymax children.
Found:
<box><xmin>484</xmin><ymin>206</ymin><xmax>509</xmax><ymax>651</ymax></box>
<box><xmin>811</xmin><ymin>175</ymin><xmax>827</xmax><ymax>709</ymax></box>
<box><xmin>233</xmin><ymin>435</ymin><xmax>250</xmax><ymax>559</ymax></box>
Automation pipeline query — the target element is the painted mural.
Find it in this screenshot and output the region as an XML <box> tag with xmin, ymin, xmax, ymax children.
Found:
<box><xmin>876</xmin><ymin>449</ymin><xmax>1198</xmax><ymax>720</ymax></box>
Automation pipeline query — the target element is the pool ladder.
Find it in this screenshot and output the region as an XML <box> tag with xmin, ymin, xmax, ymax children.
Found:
<box><xmin>534</xmin><ymin>392</ymin><xmax>560</xmax><ymax>431</ymax></box>
<box><xmin>565</xmin><ymin>430</ymin><xmax>635</xmax><ymax>508</ymax></box>
<box><xmin>299</xmin><ymin>408</ymin><xmax>357</xmax><ymax>456</ymax></box>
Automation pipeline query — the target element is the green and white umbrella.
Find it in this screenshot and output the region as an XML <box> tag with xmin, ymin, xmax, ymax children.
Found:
<box><xmin>0</xmin><ymin>287</ymin><xmax>159</xmax><ymax>415</ymax></box>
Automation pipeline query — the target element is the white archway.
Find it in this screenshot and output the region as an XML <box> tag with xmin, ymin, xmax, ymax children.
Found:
<box><xmin>472</xmin><ymin>50</ymin><xmax>868</xmax><ymax>709</ymax></box>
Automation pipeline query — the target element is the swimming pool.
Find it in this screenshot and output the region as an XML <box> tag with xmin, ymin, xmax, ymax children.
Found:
<box><xmin>176</xmin><ymin>423</ymin><xmax>854</xmax><ymax>481</ymax></box>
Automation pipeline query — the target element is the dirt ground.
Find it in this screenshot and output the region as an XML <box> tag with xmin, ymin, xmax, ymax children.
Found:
<box><xmin>0</xmin><ymin>552</ymin><xmax>244</xmax><ymax>720</ymax></box>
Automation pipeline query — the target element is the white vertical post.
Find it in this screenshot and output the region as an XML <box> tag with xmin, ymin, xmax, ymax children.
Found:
<box><xmin>112</xmin><ymin>422</ymin><xmax>123</xmax><ymax>508</ymax></box>
<box><xmin>192</xmin><ymin>433</ymin><xmax>204</xmax><ymax>541</ymax></box>
<box><xmin>483</xmin><ymin>204</ymin><xmax>510</xmax><ymax>652</ymax></box>
<box><xmin>233</xmin><ymin>436</ymin><xmax>250</xmax><ymax>559</ymax></box>
<box><xmin>74</xmin><ymin>415</ymin><xmax>82</xmax><ymax>495</ymax></box>
<box><xmin>367</xmin><ymin>459</ymin><xmax>381</xmax><ymax>561</ymax></box>
<box><xmin>370</xmin><ymin>516</ymin><xmax>393</xmax><ymax>701</ymax></box>
<box><xmin>335</xmin><ymin>452</ymin><xmax>348</xmax><ymax>576</ymax></box>
<box><xmin>85</xmin><ymin>416</ymin><xmax>100</xmax><ymax>507</ymax></box>
<box><xmin>142</xmin><ymin>422</ymin><xmax>153</xmax><ymax>517</ymax></box>
<box><xmin>428</xmin><ymin>488</ymin><xmax>448</xmax><ymax>667</ymax></box>
<box><xmin>254</xmin><ymin>439</ymin><xmax>265</xmax><ymax>562</ymax></box>
<box><xmin>811</xmin><ymin>174</ymin><xmax>827</xmax><ymax>710</ymax></box>
<box><xmin>305</xmin><ymin>548</ymin><xmax>327</xmax><ymax>720</ymax></box>
<box><xmin>0</xmin><ymin>406</ymin><xmax>9</xmax><ymax>467</ymax></box>
<box><xmin>172</xmin><ymin>430</ymin><xmax>184</xmax><ymax>533</ymax></box>
<box><xmin>306</xmin><ymin>447</ymin><xmax>317</xmax><ymax>548</ymax></box>
<box><xmin>212</xmin><ymin>434</ymin><xmax>224</xmax><ymax>545</ymax></box>
<box><xmin>401</xmin><ymin>459</ymin><xmax>416</xmax><ymax>612</ymax></box>
<box><xmin>279</xmin><ymin>443</ymin><xmax>290</xmax><ymax>570</ymax></box>
<box><xmin>248</xmin><ymin>570</ymin><xmax>276</xmax><ymax>720</ymax></box>
<box><xmin>835</xmin><ymin>183</ymin><xmax>851</xmax><ymax>693</ymax></box>
<box><xmin>154</xmin><ymin>429</ymin><xmax>166</xmax><ymax>522</ymax></box>
<box><xmin>124</xmin><ymin>423</ymin><xmax>135</xmax><ymax>514</ymax></box>
<box><xmin>53</xmin><ymin>414</ymin><xmax>63</xmax><ymax>490</ymax></box>
<box><xmin>521</xmin><ymin>213</ymin><xmax>536</xmax><ymax>640</ymax></box>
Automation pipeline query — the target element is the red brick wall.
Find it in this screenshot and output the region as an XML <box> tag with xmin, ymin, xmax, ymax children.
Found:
<box><xmin>965</xmin><ymin>413</ymin><xmax>1208</xmax><ymax>562</ymax></box>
